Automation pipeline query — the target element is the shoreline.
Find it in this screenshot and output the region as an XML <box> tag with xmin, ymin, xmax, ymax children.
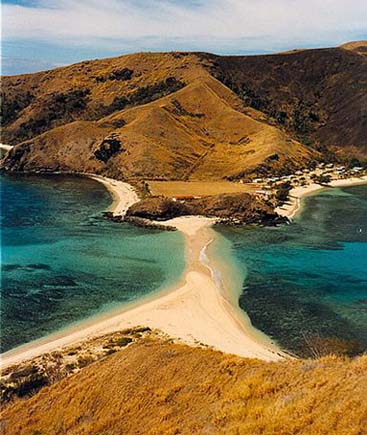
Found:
<box><xmin>3</xmin><ymin>173</ymin><xmax>367</xmax><ymax>368</ymax></box>
<box><xmin>1</xmin><ymin>177</ymin><xmax>285</xmax><ymax>369</ymax></box>
<box><xmin>88</xmin><ymin>175</ymin><xmax>139</xmax><ymax>217</ymax></box>
<box><xmin>276</xmin><ymin>176</ymin><xmax>367</xmax><ymax>220</ymax></box>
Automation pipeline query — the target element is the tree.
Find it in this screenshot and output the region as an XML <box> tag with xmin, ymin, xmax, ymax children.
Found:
<box><xmin>314</xmin><ymin>175</ymin><xmax>331</xmax><ymax>185</ymax></box>
<box><xmin>347</xmin><ymin>158</ymin><xmax>361</xmax><ymax>169</ymax></box>
<box><xmin>276</xmin><ymin>181</ymin><xmax>292</xmax><ymax>203</ymax></box>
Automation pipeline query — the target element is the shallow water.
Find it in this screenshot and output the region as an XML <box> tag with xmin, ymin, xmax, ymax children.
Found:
<box><xmin>0</xmin><ymin>175</ymin><xmax>185</xmax><ymax>353</ymax></box>
<box><xmin>217</xmin><ymin>185</ymin><xmax>367</xmax><ymax>357</ymax></box>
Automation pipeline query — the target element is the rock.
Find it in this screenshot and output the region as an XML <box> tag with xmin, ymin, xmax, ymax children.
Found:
<box><xmin>126</xmin><ymin>193</ymin><xmax>287</xmax><ymax>226</ymax></box>
<box><xmin>124</xmin><ymin>216</ymin><xmax>177</xmax><ymax>231</ymax></box>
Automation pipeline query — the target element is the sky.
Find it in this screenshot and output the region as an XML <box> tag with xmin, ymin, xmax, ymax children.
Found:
<box><xmin>2</xmin><ymin>0</ymin><xmax>367</xmax><ymax>75</ymax></box>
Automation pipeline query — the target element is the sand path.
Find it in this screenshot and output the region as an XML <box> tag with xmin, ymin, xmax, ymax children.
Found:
<box><xmin>1</xmin><ymin>204</ymin><xmax>284</xmax><ymax>369</ymax></box>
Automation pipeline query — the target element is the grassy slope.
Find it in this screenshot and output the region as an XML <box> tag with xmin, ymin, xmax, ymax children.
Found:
<box><xmin>2</xmin><ymin>74</ymin><xmax>315</xmax><ymax>180</ymax></box>
<box><xmin>2</xmin><ymin>338</ymin><xmax>366</xmax><ymax>435</ymax></box>
<box><xmin>2</xmin><ymin>43</ymin><xmax>366</xmax><ymax>180</ymax></box>
<box><xmin>206</xmin><ymin>46</ymin><xmax>367</xmax><ymax>154</ymax></box>
<box><xmin>1</xmin><ymin>52</ymin><xmax>205</xmax><ymax>143</ymax></box>
<box><xmin>340</xmin><ymin>40</ymin><xmax>367</xmax><ymax>57</ymax></box>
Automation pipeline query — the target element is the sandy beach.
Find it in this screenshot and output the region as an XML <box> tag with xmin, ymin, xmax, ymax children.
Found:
<box><xmin>1</xmin><ymin>179</ymin><xmax>285</xmax><ymax>369</ymax></box>
<box><xmin>88</xmin><ymin>175</ymin><xmax>139</xmax><ymax>216</ymax></box>
<box><xmin>276</xmin><ymin>176</ymin><xmax>367</xmax><ymax>220</ymax></box>
<box><xmin>3</xmin><ymin>174</ymin><xmax>367</xmax><ymax>369</ymax></box>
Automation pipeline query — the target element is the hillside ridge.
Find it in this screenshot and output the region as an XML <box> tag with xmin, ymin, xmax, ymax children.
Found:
<box><xmin>1</xmin><ymin>43</ymin><xmax>366</xmax><ymax>180</ymax></box>
<box><xmin>2</xmin><ymin>337</ymin><xmax>366</xmax><ymax>435</ymax></box>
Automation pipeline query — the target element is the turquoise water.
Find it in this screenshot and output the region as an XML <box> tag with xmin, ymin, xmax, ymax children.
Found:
<box><xmin>217</xmin><ymin>185</ymin><xmax>367</xmax><ymax>357</ymax></box>
<box><xmin>0</xmin><ymin>175</ymin><xmax>185</xmax><ymax>353</ymax></box>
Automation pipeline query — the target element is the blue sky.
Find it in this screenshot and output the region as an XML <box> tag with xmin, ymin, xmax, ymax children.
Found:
<box><xmin>2</xmin><ymin>0</ymin><xmax>367</xmax><ymax>75</ymax></box>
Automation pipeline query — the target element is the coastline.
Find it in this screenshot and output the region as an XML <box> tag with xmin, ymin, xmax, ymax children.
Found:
<box><xmin>276</xmin><ymin>176</ymin><xmax>367</xmax><ymax>220</ymax></box>
<box><xmin>1</xmin><ymin>177</ymin><xmax>285</xmax><ymax>369</ymax></box>
<box><xmin>88</xmin><ymin>175</ymin><xmax>139</xmax><ymax>216</ymax></box>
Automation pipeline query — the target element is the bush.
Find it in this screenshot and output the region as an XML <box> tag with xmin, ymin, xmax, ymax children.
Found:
<box><xmin>96</xmin><ymin>68</ymin><xmax>134</xmax><ymax>82</ymax></box>
<box><xmin>275</xmin><ymin>182</ymin><xmax>292</xmax><ymax>203</ymax></box>
<box><xmin>94</xmin><ymin>78</ymin><xmax>185</xmax><ymax>119</ymax></box>
<box><xmin>13</xmin><ymin>373</ymin><xmax>49</xmax><ymax>398</ymax></box>
<box><xmin>16</xmin><ymin>88</ymin><xmax>90</xmax><ymax>142</ymax></box>
<box><xmin>1</xmin><ymin>91</ymin><xmax>34</xmax><ymax>125</ymax></box>
<box><xmin>314</xmin><ymin>174</ymin><xmax>331</xmax><ymax>185</ymax></box>
<box><xmin>65</xmin><ymin>363</ymin><xmax>76</xmax><ymax>371</ymax></box>
<box><xmin>347</xmin><ymin>157</ymin><xmax>362</xmax><ymax>169</ymax></box>
<box><xmin>115</xmin><ymin>337</ymin><xmax>133</xmax><ymax>347</ymax></box>
<box><xmin>94</xmin><ymin>137</ymin><xmax>122</xmax><ymax>162</ymax></box>
<box><xmin>77</xmin><ymin>355</ymin><xmax>94</xmax><ymax>368</ymax></box>
<box><xmin>9</xmin><ymin>365</ymin><xmax>38</xmax><ymax>381</ymax></box>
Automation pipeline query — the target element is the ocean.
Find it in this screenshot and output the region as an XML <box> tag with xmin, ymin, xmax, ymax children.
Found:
<box><xmin>217</xmin><ymin>185</ymin><xmax>367</xmax><ymax>357</ymax></box>
<box><xmin>0</xmin><ymin>175</ymin><xmax>185</xmax><ymax>353</ymax></box>
<box><xmin>2</xmin><ymin>175</ymin><xmax>367</xmax><ymax>358</ymax></box>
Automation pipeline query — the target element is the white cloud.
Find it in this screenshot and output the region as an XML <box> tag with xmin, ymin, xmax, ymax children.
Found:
<box><xmin>2</xmin><ymin>0</ymin><xmax>367</xmax><ymax>51</ymax></box>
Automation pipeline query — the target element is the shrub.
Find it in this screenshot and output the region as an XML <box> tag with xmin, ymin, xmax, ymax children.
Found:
<box><xmin>96</xmin><ymin>68</ymin><xmax>134</xmax><ymax>82</ymax></box>
<box><xmin>94</xmin><ymin>137</ymin><xmax>122</xmax><ymax>163</ymax></box>
<box><xmin>9</xmin><ymin>365</ymin><xmax>38</xmax><ymax>381</ymax></box>
<box><xmin>65</xmin><ymin>363</ymin><xmax>76</xmax><ymax>371</ymax></box>
<box><xmin>115</xmin><ymin>337</ymin><xmax>133</xmax><ymax>347</ymax></box>
<box><xmin>77</xmin><ymin>355</ymin><xmax>94</xmax><ymax>368</ymax></box>
<box><xmin>275</xmin><ymin>181</ymin><xmax>292</xmax><ymax>203</ymax></box>
<box><xmin>314</xmin><ymin>174</ymin><xmax>331</xmax><ymax>185</ymax></box>
<box><xmin>13</xmin><ymin>373</ymin><xmax>49</xmax><ymax>398</ymax></box>
<box><xmin>15</xmin><ymin>88</ymin><xmax>90</xmax><ymax>142</ymax></box>
<box><xmin>1</xmin><ymin>91</ymin><xmax>34</xmax><ymax>125</ymax></box>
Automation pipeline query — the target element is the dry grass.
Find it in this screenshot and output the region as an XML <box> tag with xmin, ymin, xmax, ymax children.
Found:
<box><xmin>147</xmin><ymin>180</ymin><xmax>257</xmax><ymax>197</ymax></box>
<box><xmin>2</xmin><ymin>55</ymin><xmax>317</xmax><ymax>181</ymax></box>
<box><xmin>2</xmin><ymin>338</ymin><xmax>366</xmax><ymax>435</ymax></box>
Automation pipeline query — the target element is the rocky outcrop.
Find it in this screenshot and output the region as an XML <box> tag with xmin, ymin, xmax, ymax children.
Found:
<box><xmin>126</xmin><ymin>193</ymin><xmax>287</xmax><ymax>226</ymax></box>
<box><xmin>102</xmin><ymin>212</ymin><xmax>176</xmax><ymax>231</ymax></box>
<box><xmin>124</xmin><ymin>216</ymin><xmax>177</xmax><ymax>231</ymax></box>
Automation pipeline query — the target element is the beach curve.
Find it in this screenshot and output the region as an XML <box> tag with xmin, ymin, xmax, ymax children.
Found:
<box><xmin>1</xmin><ymin>178</ymin><xmax>285</xmax><ymax>369</ymax></box>
<box><xmin>276</xmin><ymin>176</ymin><xmax>367</xmax><ymax>220</ymax></box>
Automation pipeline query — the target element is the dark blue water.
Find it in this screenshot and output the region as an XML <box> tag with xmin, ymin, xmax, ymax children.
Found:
<box><xmin>0</xmin><ymin>175</ymin><xmax>185</xmax><ymax>353</ymax></box>
<box><xmin>217</xmin><ymin>185</ymin><xmax>367</xmax><ymax>357</ymax></box>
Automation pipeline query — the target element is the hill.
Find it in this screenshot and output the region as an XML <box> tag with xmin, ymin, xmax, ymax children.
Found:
<box><xmin>205</xmin><ymin>45</ymin><xmax>367</xmax><ymax>156</ymax></box>
<box><xmin>340</xmin><ymin>40</ymin><xmax>367</xmax><ymax>57</ymax></box>
<box><xmin>1</xmin><ymin>337</ymin><xmax>366</xmax><ymax>435</ymax></box>
<box><xmin>2</xmin><ymin>43</ymin><xmax>366</xmax><ymax>181</ymax></box>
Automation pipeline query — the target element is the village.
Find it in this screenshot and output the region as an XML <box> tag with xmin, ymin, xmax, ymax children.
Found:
<box><xmin>251</xmin><ymin>162</ymin><xmax>367</xmax><ymax>201</ymax></box>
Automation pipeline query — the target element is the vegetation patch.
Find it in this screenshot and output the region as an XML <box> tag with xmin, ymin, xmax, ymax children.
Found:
<box><xmin>94</xmin><ymin>136</ymin><xmax>123</xmax><ymax>163</ymax></box>
<box><xmin>96</xmin><ymin>68</ymin><xmax>134</xmax><ymax>82</ymax></box>
<box><xmin>1</xmin><ymin>328</ymin><xmax>155</xmax><ymax>404</ymax></box>
<box><xmin>15</xmin><ymin>88</ymin><xmax>90</xmax><ymax>142</ymax></box>
<box><xmin>1</xmin><ymin>365</ymin><xmax>49</xmax><ymax>403</ymax></box>
<box><xmin>115</xmin><ymin>337</ymin><xmax>133</xmax><ymax>347</ymax></box>
<box><xmin>171</xmin><ymin>99</ymin><xmax>205</xmax><ymax>118</ymax></box>
<box><xmin>97</xmin><ymin>77</ymin><xmax>186</xmax><ymax>118</ymax></box>
<box><xmin>1</xmin><ymin>91</ymin><xmax>34</xmax><ymax>126</ymax></box>
<box><xmin>275</xmin><ymin>181</ymin><xmax>292</xmax><ymax>204</ymax></box>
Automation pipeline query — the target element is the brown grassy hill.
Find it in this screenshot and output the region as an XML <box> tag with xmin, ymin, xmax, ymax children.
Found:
<box><xmin>340</xmin><ymin>40</ymin><xmax>367</xmax><ymax>57</ymax></box>
<box><xmin>2</xmin><ymin>338</ymin><xmax>366</xmax><ymax>435</ymax></box>
<box><xmin>2</xmin><ymin>75</ymin><xmax>315</xmax><ymax>180</ymax></box>
<box><xmin>1</xmin><ymin>44</ymin><xmax>366</xmax><ymax>181</ymax></box>
<box><xmin>206</xmin><ymin>46</ymin><xmax>367</xmax><ymax>155</ymax></box>
<box><xmin>1</xmin><ymin>52</ymin><xmax>206</xmax><ymax>144</ymax></box>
